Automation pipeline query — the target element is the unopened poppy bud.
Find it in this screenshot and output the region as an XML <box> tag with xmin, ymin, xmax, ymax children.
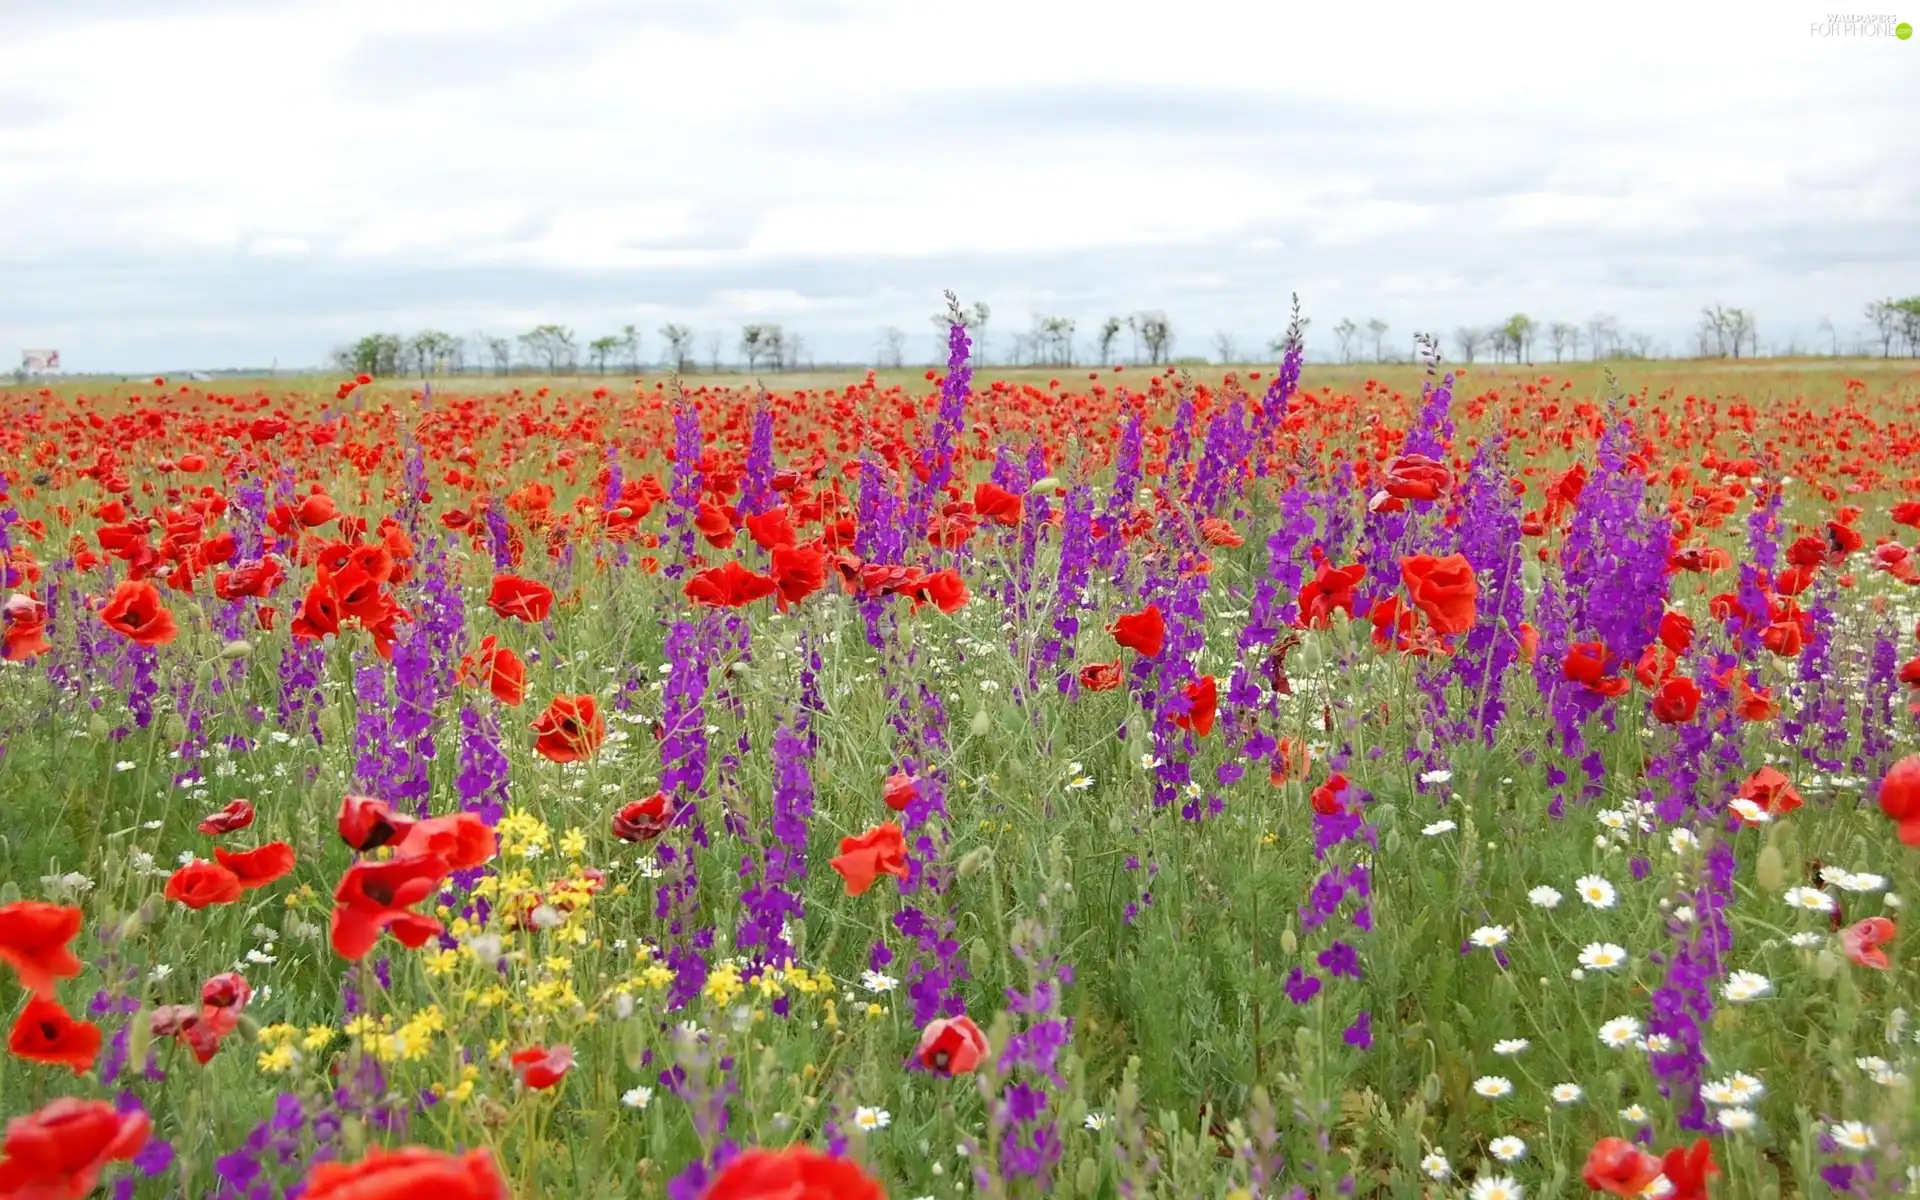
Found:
<box><xmin>970</xmin><ymin>709</ymin><xmax>992</xmax><ymax>737</ymax></box>
<box><xmin>194</xmin><ymin>661</ymin><xmax>215</xmax><ymax>685</ymax></box>
<box><xmin>1383</xmin><ymin>827</ymin><xmax>1404</xmax><ymax>856</ymax></box>
<box><xmin>1816</xmin><ymin>948</ymin><xmax>1841</xmax><ymax>980</ymax></box>
<box><xmin>163</xmin><ymin>714</ymin><xmax>187</xmax><ymax>742</ymax></box>
<box><xmin>1280</xmin><ymin>928</ymin><xmax>1298</xmax><ymax>954</ymax></box>
<box><xmin>613</xmin><ymin>991</ymin><xmax>635</xmax><ymax>1020</ymax></box>
<box><xmin>623</xmin><ymin>1018</ymin><xmax>646</xmax><ymax>1071</ymax></box>
<box><xmin>970</xmin><ymin>939</ymin><xmax>992</xmax><ymax>979</ymax></box>
<box><xmin>341</xmin><ymin>1115</ymin><xmax>366</xmax><ymax>1157</ymax></box>
<box><xmin>234</xmin><ymin>1014</ymin><xmax>261</xmax><ymax>1042</ymax></box>
<box><xmin>1756</xmin><ymin>845</ymin><xmax>1785</xmax><ymax>893</ymax></box>
<box><xmin>956</xmin><ymin>847</ymin><xmax>993</xmax><ymax>879</ymax></box>
<box><xmin>1294</xmin><ymin>637</ymin><xmax>1326</xmax><ymax>675</ymax></box>
<box><xmin>1075</xmin><ymin>1157</ymin><xmax>1099</xmax><ymax>1195</ymax></box>
<box><xmin>1522</xmin><ymin>559</ymin><xmax>1544</xmax><ymax>591</ymax></box>
<box><xmin>219</xmin><ymin>639</ymin><xmax>254</xmax><ymax>660</ymax></box>
<box><xmin>1029</xmin><ymin>475</ymin><xmax>1061</xmax><ymax>494</ymax></box>
<box><xmin>88</xmin><ymin>714</ymin><xmax>111</xmax><ymax>740</ymax></box>
<box><xmin>117</xmin><ymin>909</ymin><xmax>146</xmax><ymax>942</ymax></box>
<box><xmin>317</xmin><ymin>707</ymin><xmax>344</xmax><ymax>741</ymax></box>
<box><xmin>125</xmin><ymin>1008</ymin><xmax>152</xmax><ymax>1068</ymax></box>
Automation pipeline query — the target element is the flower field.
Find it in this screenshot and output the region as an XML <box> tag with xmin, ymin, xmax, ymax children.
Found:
<box><xmin>1</xmin><ymin>319</ymin><xmax>1918</xmax><ymax>1200</ymax></box>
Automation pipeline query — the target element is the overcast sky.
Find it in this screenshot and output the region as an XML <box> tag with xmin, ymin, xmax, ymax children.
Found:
<box><xmin>3</xmin><ymin>0</ymin><xmax>1916</xmax><ymax>373</ymax></box>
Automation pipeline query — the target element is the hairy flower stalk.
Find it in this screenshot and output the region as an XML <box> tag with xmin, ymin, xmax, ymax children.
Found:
<box><xmin>665</xmin><ymin>400</ymin><xmax>705</xmax><ymax>580</ymax></box>
<box><xmin>909</xmin><ymin>301</ymin><xmax>973</xmax><ymax>543</ymax></box>
<box><xmin>1043</xmin><ymin>483</ymin><xmax>1096</xmax><ymax>692</ymax></box>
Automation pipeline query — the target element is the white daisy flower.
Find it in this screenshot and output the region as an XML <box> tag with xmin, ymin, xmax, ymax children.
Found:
<box><xmin>1830</xmin><ymin>1121</ymin><xmax>1876</xmax><ymax>1152</ymax></box>
<box><xmin>1423</xmin><ymin>820</ymin><xmax>1457</xmax><ymax>836</ymax></box>
<box><xmin>1420</xmin><ymin>769</ymin><xmax>1454</xmax><ymax>785</ymax></box>
<box><xmin>1644</xmin><ymin>1034</ymin><xmax>1675</xmax><ymax>1054</ymax></box>
<box><xmin>1528</xmin><ymin>886</ymin><xmax>1563</xmax><ymax>909</ymax></box>
<box><xmin>1835</xmin><ymin>872</ymin><xmax>1886</xmax><ymax>894</ymax></box>
<box><xmin>1787</xmin><ymin>931</ymin><xmax>1826</xmax><ymax>948</ymax></box>
<box><xmin>1717</xmin><ymin>1107</ymin><xmax>1757</xmax><ymax>1132</ymax></box>
<box><xmin>1083</xmin><ymin>1113</ymin><xmax>1111</xmax><ymax>1131</ymax></box>
<box><xmin>1473</xmin><ymin>1076</ymin><xmax>1514</xmax><ymax>1099</ymax></box>
<box><xmin>1420</xmin><ymin>1153</ymin><xmax>1450</xmax><ymax>1181</ymax></box>
<box><xmin>860</xmin><ymin>971</ymin><xmax>899</xmax><ymax>993</ymax></box>
<box><xmin>1575</xmin><ymin>875</ymin><xmax>1618</xmax><ymax>909</ymax></box>
<box><xmin>1620</xmin><ymin>1104</ymin><xmax>1650</xmax><ymax>1123</ymax></box>
<box><xmin>1551</xmin><ymin>1083</ymin><xmax>1584</xmax><ymax>1105</ymax></box>
<box><xmin>852</xmin><ymin>1106</ymin><xmax>891</xmax><ymax>1132</ymax></box>
<box><xmin>1469</xmin><ymin>1174</ymin><xmax>1523</xmax><ymax>1200</ymax></box>
<box><xmin>1725</xmin><ymin>1073</ymin><xmax>1766</xmax><ymax>1103</ymax></box>
<box><xmin>1579</xmin><ymin>943</ymin><xmax>1629</xmax><ymax>971</ymax></box>
<box><xmin>1470</xmin><ymin>925</ymin><xmax>1510</xmax><ymax>949</ymax></box>
<box><xmin>1668</xmin><ymin>828</ymin><xmax>1699</xmax><ymax>854</ymax></box>
<box><xmin>1783</xmin><ymin>887</ymin><xmax>1835</xmax><ymax>913</ymax></box>
<box><xmin>1493</xmin><ymin>1038</ymin><xmax>1529</xmax><ymax>1056</ymax></box>
<box><xmin>1700</xmin><ymin>1079</ymin><xmax>1740</xmax><ymax>1105</ymax></box>
<box><xmin>1729</xmin><ymin>797</ymin><xmax>1771</xmax><ymax>824</ymax></box>
<box><xmin>1599</xmin><ymin>1017</ymin><xmax>1643</xmax><ymax>1049</ymax></box>
<box><xmin>1721</xmin><ymin>970</ymin><xmax>1772</xmax><ymax>1003</ymax></box>
<box><xmin>621</xmin><ymin>1086</ymin><xmax>653</xmax><ymax>1109</ymax></box>
<box><xmin>1489</xmin><ymin>1136</ymin><xmax>1527</xmax><ymax>1163</ymax></box>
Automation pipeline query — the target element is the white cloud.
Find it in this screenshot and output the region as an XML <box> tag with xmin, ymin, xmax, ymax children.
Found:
<box><xmin>1</xmin><ymin>0</ymin><xmax>1916</xmax><ymax>371</ymax></box>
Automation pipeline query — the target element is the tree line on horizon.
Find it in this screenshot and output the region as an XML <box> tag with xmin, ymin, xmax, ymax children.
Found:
<box><xmin>324</xmin><ymin>297</ymin><xmax>1920</xmax><ymax>379</ymax></box>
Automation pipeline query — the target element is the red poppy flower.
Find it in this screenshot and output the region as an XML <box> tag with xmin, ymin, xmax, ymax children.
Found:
<box><xmin>1108</xmin><ymin>604</ymin><xmax>1165</xmax><ymax>657</ymax></box>
<box><xmin>1840</xmin><ymin>916</ymin><xmax>1896</xmax><ymax>970</ymax></box>
<box><xmin>769</xmin><ymin>544</ymin><xmax>827</xmax><ymax>610</ymax></box>
<box><xmin>2</xmin><ymin>593</ymin><xmax>52</xmax><ymax>661</ymax></box>
<box><xmin>1197</xmin><ymin>517</ymin><xmax>1242</xmax><ymax>547</ymax></box>
<box><xmin>1658</xmin><ymin>609</ymin><xmax>1694</xmax><ymax>656</ymax></box>
<box><xmin>1175</xmin><ymin>675</ymin><xmax>1217</xmax><ymax>737</ymax></box>
<box><xmin>745</xmin><ymin>506</ymin><xmax>797</xmax><ymax>552</ymax></box>
<box><xmin>531</xmin><ymin>694</ymin><xmax>605</xmax><ymax>763</ymax></box>
<box><xmin>1310</xmin><ymin>772</ymin><xmax>1350</xmax><ymax>816</ymax></box>
<box><xmin>1876</xmin><ymin>755</ymin><xmax>1920</xmax><ymax>847</ymax></box>
<box><xmin>1738</xmin><ymin>766</ymin><xmax>1802</xmax><ymax>818</ymax></box>
<box><xmin>510</xmin><ymin>1044</ymin><xmax>573</xmax><ymax>1089</ymax></box>
<box><xmin>213</xmin><ymin>842</ymin><xmax>296</xmax><ymax>890</ymax></box>
<box><xmin>337</xmin><ymin>794</ymin><xmax>417</xmax><ymax>852</ymax></box>
<box><xmin>699</xmin><ymin>1147</ymin><xmax>885</xmax><ymax>1200</ymax></box>
<box><xmin>0</xmin><ymin>1098</ymin><xmax>150</xmax><ymax>1199</ymax></box>
<box><xmin>972</xmin><ymin>482</ymin><xmax>1023</xmax><ymax>527</ymax></box>
<box><xmin>198</xmin><ymin>798</ymin><xmax>256</xmax><ymax>836</ymax></box>
<box><xmin>613</xmin><ymin>792</ymin><xmax>673</xmax><ymax>842</ymax></box>
<box><xmin>330</xmin><ymin>854</ymin><xmax>452</xmax><ymax>961</ymax></box>
<box><xmin>290</xmin><ymin>571</ymin><xmax>342</xmax><ymax>640</ymax></box>
<box><xmin>1659</xmin><ymin>1138</ymin><xmax>1719</xmax><ymax>1200</ymax></box>
<box><xmin>164</xmin><ymin>860</ymin><xmax>244</xmax><ymax>909</ymax></box>
<box><xmin>1651</xmin><ymin>675</ymin><xmax>1701</xmax><ymax>724</ymax></box>
<box><xmin>685</xmin><ymin>561</ymin><xmax>779</xmax><ymax>609</ymax></box>
<box><xmin>883</xmin><ymin>772</ymin><xmax>919</xmax><ymax>813</ymax></box>
<box><xmin>458</xmin><ymin>636</ymin><xmax>526</xmax><ymax>707</ymax></box>
<box><xmin>394</xmin><ymin>814</ymin><xmax>498</xmax><ymax>871</ymax></box>
<box><xmin>1370</xmin><ymin>453</ymin><xmax>1452</xmax><ymax>510</ymax></box>
<box><xmin>296</xmin><ymin>493</ymin><xmax>338</xmax><ymax>528</ymax></box>
<box><xmin>0</xmin><ymin>901</ymin><xmax>84</xmax><ymax>1000</ymax></box>
<box><xmin>1078</xmin><ymin>659</ymin><xmax>1123</xmax><ymax>691</ymax></box>
<box><xmin>1562</xmin><ymin>642</ymin><xmax>1630</xmax><ymax>697</ymax></box>
<box><xmin>1581</xmin><ymin>1137</ymin><xmax>1663</xmax><ymax>1197</ymax></box>
<box><xmin>486</xmin><ymin>574</ymin><xmax>554</xmax><ymax>623</ymax></box>
<box><xmin>914</xmin><ymin>1014</ymin><xmax>989</xmax><ymax>1075</ymax></box>
<box><xmin>301</xmin><ymin>1146</ymin><xmax>509</xmax><ymax>1200</ymax></box>
<box><xmin>695</xmin><ymin>501</ymin><xmax>737</xmax><ymax>548</ymax></box>
<box><xmin>1399</xmin><ymin>553</ymin><xmax>1477</xmax><ymax>635</ymax></box>
<box><xmin>8</xmin><ymin>994</ymin><xmax>101</xmax><ymax>1074</ymax></box>
<box><xmin>98</xmin><ymin>579</ymin><xmax>178</xmax><ymax>646</ymax></box>
<box><xmin>1296</xmin><ymin>562</ymin><xmax>1366</xmax><ymax>629</ymax></box>
<box><xmin>201</xmin><ymin>972</ymin><xmax>253</xmax><ymax>1010</ymax></box>
<box><xmin>829</xmin><ymin>824</ymin><xmax>910</xmax><ymax>896</ymax></box>
<box><xmin>914</xmin><ymin>568</ymin><xmax>969</xmax><ymax>615</ymax></box>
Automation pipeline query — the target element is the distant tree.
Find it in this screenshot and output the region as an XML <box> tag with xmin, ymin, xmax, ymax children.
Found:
<box><xmin>1503</xmin><ymin>314</ymin><xmax>1535</xmax><ymax>364</ymax></box>
<box><xmin>346</xmin><ymin>333</ymin><xmax>405</xmax><ymax>377</ymax></box>
<box><xmin>879</xmin><ymin>326</ymin><xmax>906</xmax><ymax>368</ymax></box>
<box><xmin>1585</xmin><ymin>315</ymin><xmax>1618</xmax><ymax>360</ymax></box>
<box><xmin>1365</xmin><ymin>318</ymin><xmax>1390</xmax><ymax>364</ymax></box>
<box><xmin>587</xmin><ymin>335</ymin><xmax>622</xmax><ymax>375</ymax></box>
<box><xmin>1452</xmin><ymin>326</ymin><xmax>1485</xmax><ymax>363</ymax></box>
<box><xmin>1332</xmin><ymin>319</ymin><xmax>1359</xmax><ymax>364</ymax></box>
<box><xmin>1096</xmin><ymin>316</ymin><xmax>1123</xmax><ymax>365</ymax></box>
<box><xmin>739</xmin><ymin>325</ymin><xmax>770</xmax><ymax>373</ymax></box>
<box><xmin>518</xmin><ymin>325</ymin><xmax>576</xmax><ymax>373</ymax></box>
<box><xmin>1034</xmin><ymin>316</ymin><xmax>1076</xmax><ymax>366</ymax></box>
<box><xmin>1134</xmin><ymin>311</ymin><xmax>1174</xmax><ymax>365</ymax></box>
<box><xmin>620</xmin><ymin>324</ymin><xmax>642</xmax><ymax>374</ymax></box>
<box><xmin>1866</xmin><ymin>300</ymin><xmax>1899</xmax><ymax>357</ymax></box>
<box><xmin>1698</xmin><ymin>305</ymin><xmax>1757</xmax><ymax>359</ymax></box>
<box><xmin>1897</xmin><ymin>298</ymin><xmax>1920</xmax><ymax>356</ymax></box>
<box><xmin>1816</xmin><ymin>316</ymin><xmax>1838</xmax><ymax>356</ymax></box>
<box><xmin>1487</xmin><ymin>326</ymin><xmax>1514</xmax><ymax>363</ymax></box>
<box><xmin>705</xmin><ymin>331</ymin><xmax>722</xmax><ymax>373</ymax></box>
<box><xmin>405</xmin><ymin>330</ymin><xmax>458</xmax><ymax>376</ymax></box>
<box><xmin>660</xmin><ymin>324</ymin><xmax>694</xmax><ymax>373</ymax></box>
<box><xmin>1547</xmin><ymin>321</ymin><xmax>1577</xmax><ymax>362</ymax></box>
<box><xmin>1211</xmin><ymin>330</ymin><xmax>1239</xmax><ymax>365</ymax></box>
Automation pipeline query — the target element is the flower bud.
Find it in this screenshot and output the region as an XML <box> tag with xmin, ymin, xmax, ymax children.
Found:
<box><xmin>969</xmin><ymin>938</ymin><xmax>992</xmax><ymax>980</ymax></box>
<box><xmin>1522</xmin><ymin>558</ymin><xmax>1544</xmax><ymax>591</ymax></box>
<box><xmin>970</xmin><ymin>709</ymin><xmax>992</xmax><ymax>738</ymax></box>
<box><xmin>1280</xmin><ymin>927</ymin><xmax>1298</xmax><ymax>955</ymax></box>
<box><xmin>1075</xmin><ymin>1158</ymin><xmax>1099</xmax><ymax>1195</ymax></box>
<box><xmin>125</xmin><ymin>1008</ymin><xmax>152</xmax><ymax>1068</ymax></box>
<box><xmin>219</xmin><ymin>639</ymin><xmax>254</xmax><ymax>660</ymax></box>
<box><xmin>163</xmin><ymin>714</ymin><xmax>187</xmax><ymax>743</ymax></box>
<box><xmin>1029</xmin><ymin>476</ymin><xmax>1061</xmax><ymax>494</ymax></box>
<box><xmin>1755</xmin><ymin>844</ymin><xmax>1785</xmax><ymax>893</ymax></box>
<box><xmin>1816</xmin><ymin>948</ymin><xmax>1842</xmax><ymax>981</ymax></box>
<box><xmin>956</xmin><ymin>847</ymin><xmax>993</xmax><ymax>880</ymax></box>
<box><xmin>317</xmin><ymin>706</ymin><xmax>344</xmax><ymax>742</ymax></box>
<box><xmin>87</xmin><ymin>714</ymin><xmax>110</xmax><ymax>741</ymax></box>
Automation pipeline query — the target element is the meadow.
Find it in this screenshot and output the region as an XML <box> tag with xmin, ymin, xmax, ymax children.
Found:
<box><xmin>1</xmin><ymin>326</ymin><xmax>1918</xmax><ymax>1200</ymax></box>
